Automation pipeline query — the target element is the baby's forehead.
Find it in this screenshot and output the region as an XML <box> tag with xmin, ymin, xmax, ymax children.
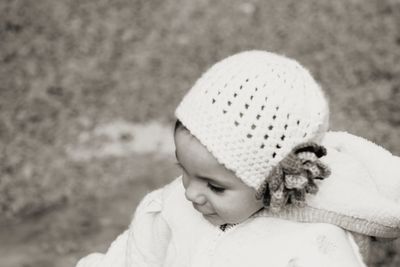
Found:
<box><xmin>175</xmin><ymin>126</ymin><xmax>247</xmax><ymax>187</ymax></box>
<box><xmin>175</xmin><ymin>127</ymin><xmax>217</xmax><ymax>165</ymax></box>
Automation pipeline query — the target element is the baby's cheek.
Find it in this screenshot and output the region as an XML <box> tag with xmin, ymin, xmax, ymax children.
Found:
<box><xmin>212</xmin><ymin>202</ymin><xmax>233</xmax><ymax>220</ymax></box>
<box><xmin>231</xmin><ymin>199</ymin><xmax>262</xmax><ymax>222</ymax></box>
<box><xmin>181</xmin><ymin>174</ymin><xmax>189</xmax><ymax>189</ymax></box>
<box><xmin>220</xmin><ymin>204</ymin><xmax>250</xmax><ymax>223</ymax></box>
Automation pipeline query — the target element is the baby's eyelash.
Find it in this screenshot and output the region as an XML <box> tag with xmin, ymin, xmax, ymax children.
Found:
<box><xmin>207</xmin><ymin>183</ymin><xmax>225</xmax><ymax>193</ymax></box>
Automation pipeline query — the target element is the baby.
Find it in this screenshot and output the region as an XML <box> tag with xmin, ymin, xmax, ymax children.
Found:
<box><xmin>76</xmin><ymin>51</ymin><xmax>400</xmax><ymax>267</ymax></box>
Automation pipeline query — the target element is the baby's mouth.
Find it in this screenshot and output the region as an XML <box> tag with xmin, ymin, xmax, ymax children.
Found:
<box><xmin>192</xmin><ymin>203</ymin><xmax>215</xmax><ymax>216</ymax></box>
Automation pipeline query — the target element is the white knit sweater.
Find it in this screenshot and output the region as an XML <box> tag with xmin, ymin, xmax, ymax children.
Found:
<box><xmin>76</xmin><ymin>177</ymin><xmax>366</xmax><ymax>267</ymax></box>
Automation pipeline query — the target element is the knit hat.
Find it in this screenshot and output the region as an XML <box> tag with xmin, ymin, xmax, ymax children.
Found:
<box><xmin>175</xmin><ymin>51</ymin><xmax>329</xmax><ymax>191</ymax></box>
<box><xmin>256</xmin><ymin>131</ymin><xmax>400</xmax><ymax>239</ymax></box>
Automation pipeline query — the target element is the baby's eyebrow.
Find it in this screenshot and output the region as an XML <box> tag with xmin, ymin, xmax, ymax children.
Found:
<box><xmin>196</xmin><ymin>174</ymin><xmax>231</xmax><ymax>188</ymax></box>
<box><xmin>174</xmin><ymin>149</ymin><xmax>230</xmax><ymax>187</ymax></box>
<box><xmin>198</xmin><ymin>176</ymin><xmax>223</xmax><ymax>185</ymax></box>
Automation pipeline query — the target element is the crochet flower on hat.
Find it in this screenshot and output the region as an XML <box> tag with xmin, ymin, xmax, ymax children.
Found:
<box><xmin>257</xmin><ymin>142</ymin><xmax>331</xmax><ymax>212</ymax></box>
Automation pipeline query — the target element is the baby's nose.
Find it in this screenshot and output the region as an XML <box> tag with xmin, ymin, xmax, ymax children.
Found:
<box><xmin>184</xmin><ymin>182</ymin><xmax>207</xmax><ymax>205</ymax></box>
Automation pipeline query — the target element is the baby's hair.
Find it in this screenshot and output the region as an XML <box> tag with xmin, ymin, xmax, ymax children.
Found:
<box><xmin>174</xmin><ymin>120</ymin><xmax>183</xmax><ymax>133</ymax></box>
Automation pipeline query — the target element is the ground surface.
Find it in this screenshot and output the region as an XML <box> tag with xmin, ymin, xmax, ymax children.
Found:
<box><xmin>1</xmin><ymin>0</ymin><xmax>400</xmax><ymax>266</ymax></box>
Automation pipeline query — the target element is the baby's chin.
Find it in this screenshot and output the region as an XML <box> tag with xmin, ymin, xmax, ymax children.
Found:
<box><xmin>201</xmin><ymin>213</ymin><xmax>226</xmax><ymax>226</ymax></box>
<box><xmin>202</xmin><ymin>213</ymin><xmax>246</xmax><ymax>227</ymax></box>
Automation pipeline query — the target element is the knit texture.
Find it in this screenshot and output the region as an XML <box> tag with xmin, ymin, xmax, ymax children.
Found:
<box><xmin>256</xmin><ymin>131</ymin><xmax>400</xmax><ymax>238</ymax></box>
<box><xmin>257</xmin><ymin>142</ymin><xmax>331</xmax><ymax>212</ymax></box>
<box><xmin>175</xmin><ymin>51</ymin><xmax>329</xmax><ymax>190</ymax></box>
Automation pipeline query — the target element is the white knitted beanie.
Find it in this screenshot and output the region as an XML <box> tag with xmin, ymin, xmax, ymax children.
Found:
<box><xmin>175</xmin><ymin>51</ymin><xmax>329</xmax><ymax>191</ymax></box>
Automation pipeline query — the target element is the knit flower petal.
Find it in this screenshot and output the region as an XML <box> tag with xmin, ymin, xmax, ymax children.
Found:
<box><xmin>297</xmin><ymin>151</ymin><xmax>318</xmax><ymax>162</ymax></box>
<box><xmin>289</xmin><ymin>189</ymin><xmax>306</xmax><ymax>207</ymax></box>
<box><xmin>285</xmin><ymin>174</ymin><xmax>308</xmax><ymax>189</ymax></box>
<box><xmin>269</xmin><ymin>183</ymin><xmax>288</xmax><ymax>212</ymax></box>
<box><xmin>261</xmin><ymin>142</ymin><xmax>331</xmax><ymax>212</ymax></box>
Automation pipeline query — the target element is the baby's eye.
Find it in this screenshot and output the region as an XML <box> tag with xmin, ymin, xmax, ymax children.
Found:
<box><xmin>207</xmin><ymin>183</ymin><xmax>225</xmax><ymax>193</ymax></box>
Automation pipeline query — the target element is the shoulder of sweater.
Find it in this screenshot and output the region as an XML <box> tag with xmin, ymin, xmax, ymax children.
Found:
<box><xmin>249</xmin><ymin>217</ymin><xmax>355</xmax><ymax>250</ymax></box>
<box><xmin>299</xmin><ymin>223</ymin><xmax>365</xmax><ymax>263</ymax></box>
<box><xmin>239</xmin><ymin>216</ymin><xmax>350</xmax><ymax>242</ymax></box>
<box><xmin>274</xmin><ymin>222</ymin><xmax>365</xmax><ymax>266</ymax></box>
<box><xmin>124</xmin><ymin>179</ymin><xmax>181</xmax><ymax>262</ymax></box>
<box><xmin>132</xmin><ymin>176</ymin><xmax>183</xmax><ymax>215</ymax></box>
<box><xmin>216</xmin><ymin>219</ymin><xmax>365</xmax><ymax>266</ymax></box>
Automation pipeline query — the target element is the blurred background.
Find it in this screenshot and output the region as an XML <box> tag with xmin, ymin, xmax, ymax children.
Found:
<box><xmin>1</xmin><ymin>0</ymin><xmax>400</xmax><ymax>266</ymax></box>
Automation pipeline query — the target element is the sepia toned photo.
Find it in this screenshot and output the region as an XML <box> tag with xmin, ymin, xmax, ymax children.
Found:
<box><xmin>1</xmin><ymin>1</ymin><xmax>399</xmax><ymax>266</ymax></box>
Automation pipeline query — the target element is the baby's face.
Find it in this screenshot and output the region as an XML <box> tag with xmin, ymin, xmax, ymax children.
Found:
<box><xmin>174</xmin><ymin>127</ymin><xmax>264</xmax><ymax>226</ymax></box>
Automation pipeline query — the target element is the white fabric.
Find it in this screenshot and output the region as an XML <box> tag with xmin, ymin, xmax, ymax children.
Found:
<box><xmin>313</xmin><ymin>132</ymin><xmax>400</xmax><ymax>230</ymax></box>
<box><xmin>323</xmin><ymin>131</ymin><xmax>400</xmax><ymax>203</ymax></box>
<box><xmin>254</xmin><ymin>131</ymin><xmax>400</xmax><ymax>238</ymax></box>
<box><xmin>76</xmin><ymin>178</ymin><xmax>366</xmax><ymax>267</ymax></box>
